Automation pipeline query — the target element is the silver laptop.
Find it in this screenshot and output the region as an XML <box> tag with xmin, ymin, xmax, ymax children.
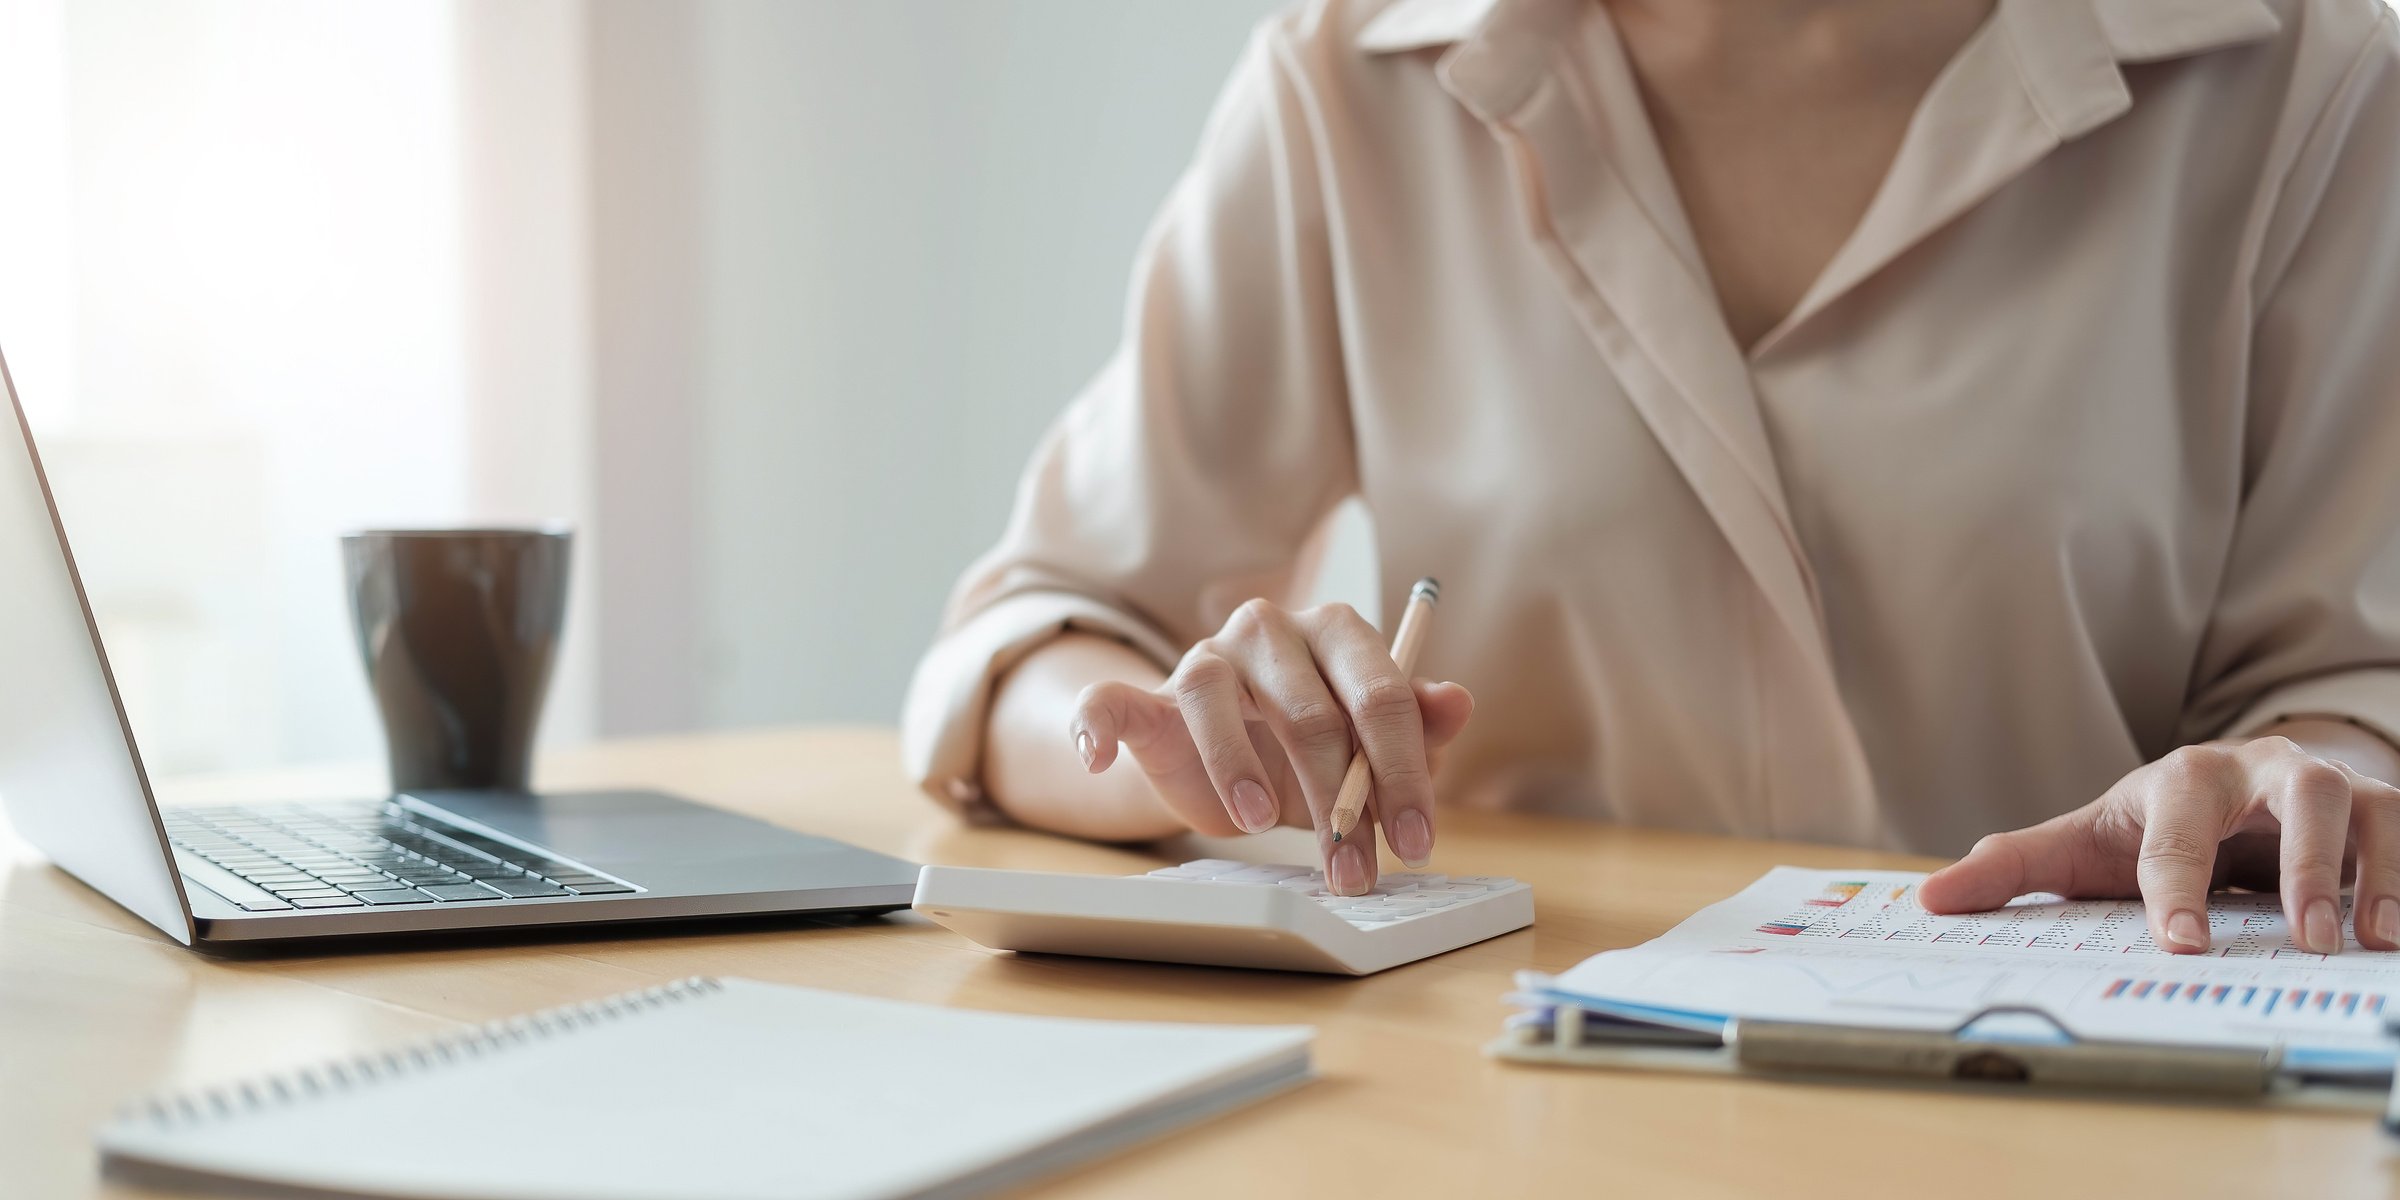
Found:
<box><xmin>0</xmin><ymin>350</ymin><xmax>918</xmax><ymax>950</ymax></box>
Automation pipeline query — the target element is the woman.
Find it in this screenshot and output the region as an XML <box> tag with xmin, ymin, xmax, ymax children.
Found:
<box><xmin>904</xmin><ymin>0</ymin><xmax>2400</xmax><ymax>958</ymax></box>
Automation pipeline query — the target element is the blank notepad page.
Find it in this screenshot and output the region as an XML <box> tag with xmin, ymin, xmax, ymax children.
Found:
<box><xmin>100</xmin><ymin>978</ymin><xmax>1314</xmax><ymax>1200</ymax></box>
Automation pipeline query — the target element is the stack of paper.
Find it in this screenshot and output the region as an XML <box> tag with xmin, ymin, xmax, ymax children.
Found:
<box><xmin>1515</xmin><ymin>867</ymin><xmax>2400</xmax><ymax>1075</ymax></box>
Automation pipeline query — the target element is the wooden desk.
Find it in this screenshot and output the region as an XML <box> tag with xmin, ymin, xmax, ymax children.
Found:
<box><xmin>4</xmin><ymin>726</ymin><xmax>2389</xmax><ymax>1198</ymax></box>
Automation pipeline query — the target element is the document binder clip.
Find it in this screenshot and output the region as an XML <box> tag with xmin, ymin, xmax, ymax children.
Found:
<box><xmin>1724</xmin><ymin>1005</ymin><xmax>2278</xmax><ymax>1098</ymax></box>
<box><xmin>2383</xmin><ymin>1014</ymin><xmax>2400</xmax><ymax>1136</ymax></box>
<box><xmin>1494</xmin><ymin>999</ymin><xmax>2387</xmax><ymax>1111</ymax></box>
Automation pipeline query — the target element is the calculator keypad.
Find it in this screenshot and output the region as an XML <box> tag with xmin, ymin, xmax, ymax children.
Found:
<box><xmin>1140</xmin><ymin>861</ymin><xmax>1520</xmax><ymax>929</ymax></box>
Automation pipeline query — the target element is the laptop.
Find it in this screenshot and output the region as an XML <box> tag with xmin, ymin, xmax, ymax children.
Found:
<box><xmin>0</xmin><ymin>350</ymin><xmax>919</xmax><ymax>950</ymax></box>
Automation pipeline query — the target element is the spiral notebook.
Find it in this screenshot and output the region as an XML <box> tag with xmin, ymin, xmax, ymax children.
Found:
<box><xmin>98</xmin><ymin>978</ymin><xmax>1314</xmax><ymax>1200</ymax></box>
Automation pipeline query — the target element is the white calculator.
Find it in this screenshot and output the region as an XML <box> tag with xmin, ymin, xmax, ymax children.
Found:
<box><xmin>911</xmin><ymin>859</ymin><xmax>1534</xmax><ymax>976</ymax></box>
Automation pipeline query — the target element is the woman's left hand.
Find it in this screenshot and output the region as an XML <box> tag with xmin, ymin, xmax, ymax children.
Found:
<box><xmin>1918</xmin><ymin>733</ymin><xmax>2400</xmax><ymax>955</ymax></box>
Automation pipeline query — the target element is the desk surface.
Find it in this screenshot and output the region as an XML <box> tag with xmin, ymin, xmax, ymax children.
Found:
<box><xmin>4</xmin><ymin>726</ymin><xmax>2391</xmax><ymax>1198</ymax></box>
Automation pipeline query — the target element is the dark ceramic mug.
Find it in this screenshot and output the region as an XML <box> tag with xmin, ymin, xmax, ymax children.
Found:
<box><xmin>342</xmin><ymin>527</ymin><xmax>571</xmax><ymax>794</ymax></box>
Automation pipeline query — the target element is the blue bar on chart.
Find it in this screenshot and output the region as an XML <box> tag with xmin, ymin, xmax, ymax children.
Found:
<box><xmin>2098</xmin><ymin>978</ymin><xmax>2386</xmax><ymax>1020</ymax></box>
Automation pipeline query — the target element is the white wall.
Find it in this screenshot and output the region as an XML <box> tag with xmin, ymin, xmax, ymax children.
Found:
<box><xmin>458</xmin><ymin>0</ymin><xmax>603</xmax><ymax>757</ymax></box>
<box><xmin>590</xmin><ymin>0</ymin><xmax>1308</xmax><ymax>733</ymax></box>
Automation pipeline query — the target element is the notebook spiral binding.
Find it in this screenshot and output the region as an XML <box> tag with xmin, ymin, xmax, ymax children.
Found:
<box><xmin>120</xmin><ymin>976</ymin><xmax>725</xmax><ymax>1129</ymax></box>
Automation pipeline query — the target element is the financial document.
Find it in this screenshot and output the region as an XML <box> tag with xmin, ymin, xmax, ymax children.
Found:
<box><xmin>1540</xmin><ymin>868</ymin><xmax>2400</xmax><ymax>1066</ymax></box>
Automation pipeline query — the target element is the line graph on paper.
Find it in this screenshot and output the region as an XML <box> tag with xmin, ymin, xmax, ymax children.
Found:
<box><xmin>1585</xmin><ymin>944</ymin><xmax>2058</xmax><ymax>1022</ymax></box>
<box><xmin>1704</xmin><ymin>957</ymin><xmax>2022</xmax><ymax>1015</ymax></box>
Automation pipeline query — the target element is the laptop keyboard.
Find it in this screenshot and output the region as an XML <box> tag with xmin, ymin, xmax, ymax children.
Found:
<box><xmin>164</xmin><ymin>801</ymin><xmax>638</xmax><ymax>912</ymax></box>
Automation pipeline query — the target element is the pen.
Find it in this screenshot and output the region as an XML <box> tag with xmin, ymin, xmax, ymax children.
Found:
<box><xmin>1329</xmin><ymin>577</ymin><xmax>1441</xmax><ymax>844</ymax></box>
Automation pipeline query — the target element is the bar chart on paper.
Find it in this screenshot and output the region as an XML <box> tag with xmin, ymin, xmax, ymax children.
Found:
<box><xmin>2096</xmin><ymin>978</ymin><xmax>2385</xmax><ymax>1019</ymax></box>
<box><xmin>1543</xmin><ymin>868</ymin><xmax>2400</xmax><ymax>1063</ymax></box>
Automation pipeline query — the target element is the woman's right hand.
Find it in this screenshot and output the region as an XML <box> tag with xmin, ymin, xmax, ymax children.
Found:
<box><xmin>1067</xmin><ymin>599</ymin><xmax>1475</xmax><ymax>896</ymax></box>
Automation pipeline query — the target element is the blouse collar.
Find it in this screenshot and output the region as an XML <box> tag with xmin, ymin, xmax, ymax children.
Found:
<box><xmin>1358</xmin><ymin>0</ymin><xmax>2285</xmax><ymax>130</ymax></box>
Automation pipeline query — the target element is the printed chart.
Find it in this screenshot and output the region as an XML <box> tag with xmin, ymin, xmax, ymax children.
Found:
<box><xmin>1547</xmin><ymin>868</ymin><xmax>2400</xmax><ymax>1058</ymax></box>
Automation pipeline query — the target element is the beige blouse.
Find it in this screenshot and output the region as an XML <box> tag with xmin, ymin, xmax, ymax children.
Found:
<box><xmin>903</xmin><ymin>0</ymin><xmax>2400</xmax><ymax>855</ymax></box>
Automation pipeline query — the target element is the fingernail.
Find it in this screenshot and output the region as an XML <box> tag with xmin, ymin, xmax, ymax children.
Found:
<box><xmin>1074</xmin><ymin>731</ymin><xmax>1096</xmax><ymax>770</ymax></box>
<box><xmin>1390</xmin><ymin>808</ymin><xmax>1432</xmax><ymax>867</ymax></box>
<box><xmin>2374</xmin><ymin>898</ymin><xmax>2398</xmax><ymax>946</ymax></box>
<box><xmin>2305</xmin><ymin>898</ymin><xmax>2342</xmax><ymax>955</ymax></box>
<box><xmin>2165</xmin><ymin>910</ymin><xmax>2208</xmax><ymax>950</ymax></box>
<box><xmin>1329</xmin><ymin>842</ymin><xmax>1369</xmax><ymax>896</ymax></box>
<box><xmin>1228</xmin><ymin>780</ymin><xmax>1277</xmax><ymax>833</ymax></box>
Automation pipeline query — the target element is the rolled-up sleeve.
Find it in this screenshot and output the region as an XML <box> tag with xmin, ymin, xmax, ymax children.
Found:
<box><xmin>2182</xmin><ymin>11</ymin><xmax>2400</xmax><ymax>752</ymax></box>
<box><xmin>901</xmin><ymin>22</ymin><xmax>1357</xmax><ymax>818</ymax></box>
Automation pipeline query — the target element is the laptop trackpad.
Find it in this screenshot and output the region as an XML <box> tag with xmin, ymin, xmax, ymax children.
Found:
<box><xmin>402</xmin><ymin>788</ymin><xmax>914</xmax><ymax>893</ymax></box>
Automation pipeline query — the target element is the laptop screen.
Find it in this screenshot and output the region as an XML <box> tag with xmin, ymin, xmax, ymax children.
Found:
<box><xmin>0</xmin><ymin>347</ymin><xmax>191</xmax><ymax>944</ymax></box>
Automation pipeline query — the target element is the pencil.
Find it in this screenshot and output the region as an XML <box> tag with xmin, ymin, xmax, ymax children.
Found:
<box><xmin>1329</xmin><ymin>576</ymin><xmax>1441</xmax><ymax>844</ymax></box>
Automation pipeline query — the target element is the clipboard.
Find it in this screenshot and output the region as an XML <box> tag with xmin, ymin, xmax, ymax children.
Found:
<box><xmin>1485</xmin><ymin>1001</ymin><xmax>2390</xmax><ymax>1112</ymax></box>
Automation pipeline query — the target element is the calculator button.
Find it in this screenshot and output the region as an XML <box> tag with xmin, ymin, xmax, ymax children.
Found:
<box><xmin>1217</xmin><ymin>866</ymin><xmax>1309</xmax><ymax>884</ymax></box>
<box><xmin>1138</xmin><ymin>859</ymin><xmax>1523</xmax><ymax>934</ymax></box>
<box><xmin>1419</xmin><ymin>883</ymin><xmax>1491</xmax><ymax>896</ymax></box>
